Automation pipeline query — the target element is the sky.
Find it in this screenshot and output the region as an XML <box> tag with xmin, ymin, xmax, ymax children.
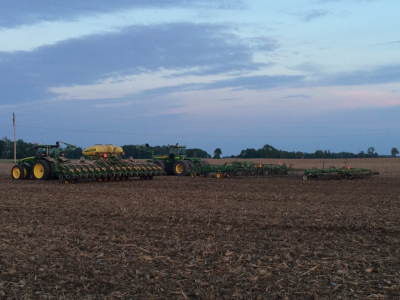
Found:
<box><xmin>0</xmin><ymin>0</ymin><xmax>399</xmax><ymax>156</ymax></box>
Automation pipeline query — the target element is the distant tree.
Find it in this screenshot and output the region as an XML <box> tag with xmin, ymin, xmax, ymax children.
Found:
<box><xmin>186</xmin><ymin>148</ymin><xmax>211</xmax><ymax>158</ymax></box>
<box><xmin>0</xmin><ymin>140</ymin><xmax>6</xmax><ymax>159</ymax></box>
<box><xmin>314</xmin><ymin>150</ymin><xmax>324</xmax><ymax>158</ymax></box>
<box><xmin>1</xmin><ymin>136</ymin><xmax>13</xmax><ymax>159</ymax></box>
<box><xmin>295</xmin><ymin>151</ymin><xmax>303</xmax><ymax>159</ymax></box>
<box><xmin>391</xmin><ymin>147</ymin><xmax>399</xmax><ymax>157</ymax></box>
<box><xmin>367</xmin><ymin>147</ymin><xmax>375</xmax><ymax>156</ymax></box>
<box><xmin>213</xmin><ymin>148</ymin><xmax>222</xmax><ymax>159</ymax></box>
<box><xmin>359</xmin><ymin>151</ymin><xmax>365</xmax><ymax>158</ymax></box>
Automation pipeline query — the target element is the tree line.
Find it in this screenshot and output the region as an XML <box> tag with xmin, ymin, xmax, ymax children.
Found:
<box><xmin>1</xmin><ymin>136</ymin><xmax>399</xmax><ymax>160</ymax></box>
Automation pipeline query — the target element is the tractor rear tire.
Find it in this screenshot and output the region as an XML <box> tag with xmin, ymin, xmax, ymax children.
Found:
<box><xmin>11</xmin><ymin>164</ymin><xmax>24</xmax><ymax>179</ymax></box>
<box><xmin>186</xmin><ymin>160</ymin><xmax>195</xmax><ymax>169</ymax></box>
<box><xmin>154</xmin><ymin>160</ymin><xmax>166</xmax><ymax>172</ymax></box>
<box><xmin>173</xmin><ymin>160</ymin><xmax>189</xmax><ymax>176</ymax></box>
<box><xmin>32</xmin><ymin>160</ymin><xmax>51</xmax><ymax>180</ymax></box>
<box><xmin>48</xmin><ymin>161</ymin><xmax>56</xmax><ymax>180</ymax></box>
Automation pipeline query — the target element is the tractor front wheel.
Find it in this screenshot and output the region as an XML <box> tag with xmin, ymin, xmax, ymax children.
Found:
<box><xmin>32</xmin><ymin>160</ymin><xmax>51</xmax><ymax>180</ymax></box>
<box><xmin>11</xmin><ymin>164</ymin><xmax>24</xmax><ymax>179</ymax></box>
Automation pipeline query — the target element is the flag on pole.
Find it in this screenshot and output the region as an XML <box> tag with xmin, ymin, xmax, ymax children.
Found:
<box><xmin>13</xmin><ymin>113</ymin><xmax>15</xmax><ymax>126</ymax></box>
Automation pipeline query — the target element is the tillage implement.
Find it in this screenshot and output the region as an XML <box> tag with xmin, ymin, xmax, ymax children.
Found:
<box><xmin>188</xmin><ymin>161</ymin><xmax>290</xmax><ymax>178</ymax></box>
<box><xmin>301</xmin><ymin>167</ymin><xmax>380</xmax><ymax>180</ymax></box>
<box><xmin>11</xmin><ymin>142</ymin><xmax>164</xmax><ymax>183</ymax></box>
<box><xmin>137</xmin><ymin>143</ymin><xmax>209</xmax><ymax>176</ymax></box>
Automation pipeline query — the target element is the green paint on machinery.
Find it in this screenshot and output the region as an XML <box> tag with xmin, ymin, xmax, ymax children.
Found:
<box><xmin>301</xmin><ymin>167</ymin><xmax>379</xmax><ymax>180</ymax></box>
<box><xmin>188</xmin><ymin>161</ymin><xmax>290</xmax><ymax>178</ymax></box>
<box><xmin>137</xmin><ymin>143</ymin><xmax>209</xmax><ymax>176</ymax></box>
<box><xmin>188</xmin><ymin>161</ymin><xmax>380</xmax><ymax>180</ymax></box>
<box><xmin>11</xmin><ymin>142</ymin><xmax>164</xmax><ymax>183</ymax></box>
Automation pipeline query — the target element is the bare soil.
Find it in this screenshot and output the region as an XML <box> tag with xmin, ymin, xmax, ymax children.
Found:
<box><xmin>0</xmin><ymin>160</ymin><xmax>399</xmax><ymax>299</ymax></box>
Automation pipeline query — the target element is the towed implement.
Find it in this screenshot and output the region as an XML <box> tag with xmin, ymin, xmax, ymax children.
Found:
<box><xmin>302</xmin><ymin>167</ymin><xmax>379</xmax><ymax>180</ymax></box>
<box><xmin>188</xmin><ymin>161</ymin><xmax>289</xmax><ymax>178</ymax></box>
<box><xmin>11</xmin><ymin>142</ymin><xmax>164</xmax><ymax>183</ymax></box>
<box><xmin>188</xmin><ymin>161</ymin><xmax>380</xmax><ymax>180</ymax></box>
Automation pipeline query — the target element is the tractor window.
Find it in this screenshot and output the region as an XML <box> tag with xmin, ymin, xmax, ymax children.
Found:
<box><xmin>48</xmin><ymin>148</ymin><xmax>56</xmax><ymax>157</ymax></box>
<box><xmin>169</xmin><ymin>147</ymin><xmax>179</xmax><ymax>155</ymax></box>
<box><xmin>37</xmin><ymin>148</ymin><xmax>46</xmax><ymax>155</ymax></box>
<box><xmin>169</xmin><ymin>147</ymin><xmax>186</xmax><ymax>156</ymax></box>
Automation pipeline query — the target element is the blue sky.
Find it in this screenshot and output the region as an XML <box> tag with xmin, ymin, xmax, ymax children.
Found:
<box><xmin>1</xmin><ymin>0</ymin><xmax>399</xmax><ymax>156</ymax></box>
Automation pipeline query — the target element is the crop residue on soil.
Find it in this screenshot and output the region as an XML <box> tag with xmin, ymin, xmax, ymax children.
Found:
<box><xmin>0</xmin><ymin>161</ymin><xmax>399</xmax><ymax>299</ymax></box>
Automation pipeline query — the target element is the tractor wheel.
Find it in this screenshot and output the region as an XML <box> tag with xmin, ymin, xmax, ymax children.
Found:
<box><xmin>173</xmin><ymin>160</ymin><xmax>189</xmax><ymax>176</ymax></box>
<box><xmin>48</xmin><ymin>161</ymin><xmax>56</xmax><ymax>180</ymax></box>
<box><xmin>32</xmin><ymin>160</ymin><xmax>51</xmax><ymax>180</ymax></box>
<box><xmin>216</xmin><ymin>172</ymin><xmax>223</xmax><ymax>179</ymax></box>
<box><xmin>186</xmin><ymin>160</ymin><xmax>195</xmax><ymax>169</ymax></box>
<box><xmin>154</xmin><ymin>160</ymin><xmax>166</xmax><ymax>172</ymax></box>
<box><xmin>22</xmin><ymin>163</ymin><xmax>31</xmax><ymax>179</ymax></box>
<box><xmin>11</xmin><ymin>164</ymin><xmax>24</xmax><ymax>179</ymax></box>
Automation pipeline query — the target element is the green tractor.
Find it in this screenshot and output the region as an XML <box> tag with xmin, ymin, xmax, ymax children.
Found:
<box><xmin>137</xmin><ymin>144</ymin><xmax>209</xmax><ymax>176</ymax></box>
<box><xmin>10</xmin><ymin>142</ymin><xmax>76</xmax><ymax>180</ymax></box>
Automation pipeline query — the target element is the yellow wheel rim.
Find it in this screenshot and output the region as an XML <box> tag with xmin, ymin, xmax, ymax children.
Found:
<box><xmin>23</xmin><ymin>168</ymin><xmax>27</xmax><ymax>178</ymax></box>
<box><xmin>115</xmin><ymin>177</ymin><xmax>121</xmax><ymax>181</ymax></box>
<box><xmin>64</xmin><ymin>180</ymin><xmax>69</xmax><ymax>184</ymax></box>
<box><xmin>216</xmin><ymin>172</ymin><xmax>222</xmax><ymax>178</ymax></box>
<box><xmin>12</xmin><ymin>167</ymin><xmax>20</xmax><ymax>179</ymax></box>
<box><xmin>176</xmin><ymin>164</ymin><xmax>184</xmax><ymax>174</ymax></box>
<box><xmin>97</xmin><ymin>178</ymin><xmax>103</xmax><ymax>182</ymax></box>
<box><xmin>34</xmin><ymin>163</ymin><xmax>44</xmax><ymax>179</ymax></box>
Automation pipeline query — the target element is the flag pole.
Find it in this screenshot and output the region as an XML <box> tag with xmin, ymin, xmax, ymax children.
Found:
<box><xmin>13</xmin><ymin>113</ymin><xmax>16</xmax><ymax>163</ymax></box>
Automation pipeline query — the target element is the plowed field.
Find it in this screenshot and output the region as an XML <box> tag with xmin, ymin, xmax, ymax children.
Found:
<box><xmin>1</xmin><ymin>159</ymin><xmax>399</xmax><ymax>299</ymax></box>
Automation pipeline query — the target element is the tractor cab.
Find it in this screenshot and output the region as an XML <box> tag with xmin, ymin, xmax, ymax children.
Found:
<box><xmin>168</xmin><ymin>145</ymin><xmax>186</xmax><ymax>156</ymax></box>
<box><xmin>34</xmin><ymin>143</ymin><xmax>60</xmax><ymax>158</ymax></box>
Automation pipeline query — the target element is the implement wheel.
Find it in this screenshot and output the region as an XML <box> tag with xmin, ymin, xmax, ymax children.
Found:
<box><xmin>216</xmin><ymin>172</ymin><xmax>223</xmax><ymax>179</ymax></box>
<box><xmin>173</xmin><ymin>160</ymin><xmax>189</xmax><ymax>176</ymax></box>
<box><xmin>11</xmin><ymin>164</ymin><xmax>24</xmax><ymax>179</ymax></box>
<box><xmin>32</xmin><ymin>160</ymin><xmax>51</xmax><ymax>180</ymax></box>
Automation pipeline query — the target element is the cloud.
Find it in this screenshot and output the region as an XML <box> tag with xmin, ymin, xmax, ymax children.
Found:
<box><xmin>201</xmin><ymin>75</ymin><xmax>304</xmax><ymax>91</ymax></box>
<box><xmin>0</xmin><ymin>22</ymin><xmax>274</xmax><ymax>105</ymax></box>
<box><xmin>0</xmin><ymin>0</ymin><xmax>246</xmax><ymax>28</ymax></box>
<box><xmin>284</xmin><ymin>95</ymin><xmax>311</xmax><ymax>99</ymax></box>
<box><xmin>322</xmin><ymin>64</ymin><xmax>400</xmax><ymax>86</ymax></box>
<box><xmin>297</xmin><ymin>10</ymin><xmax>330</xmax><ymax>22</ymax></box>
